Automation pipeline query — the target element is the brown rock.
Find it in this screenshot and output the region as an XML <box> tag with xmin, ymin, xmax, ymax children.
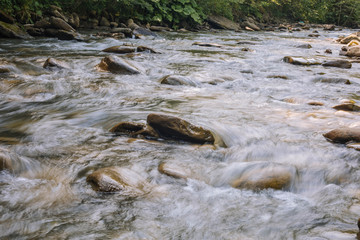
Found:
<box><xmin>147</xmin><ymin>114</ymin><xmax>214</xmax><ymax>144</ymax></box>
<box><xmin>308</xmin><ymin>34</ymin><xmax>320</xmax><ymax>37</ymax></box>
<box><xmin>243</xmin><ymin>21</ymin><xmax>261</xmax><ymax>31</ymax></box>
<box><xmin>26</xmin><ymin>26</ymin><xmax>44</xmax><ymax>36</ymax></box>
<box><xmin>323</xmin><ymin>24</ymin><xmax>335</xmax><ymax>31</ymax></box>
<box><xmin>307</xmin><ymin>101</ymin><xmax>324</xmax><ymax>106</ymax></box>
<box><xmin>323</xmin><ymin>128</ymin><xmax>360</xmax><ymax>143</ymax></box>
<box><xmin>158</xmin><ymin>162</ymin><xmax>191</xmax><ymax>180</ymax></box>
<box><xmin>346</xmin><ymin>143</ymin><xmax>360</xmax><ymax>151</ymax></box>
<box><xmin>207</xmin><ymin>15</ymin><xmax>240</xmax><ymax>31</ymax></box>
<box><xmin>68</xmin><ymin>13</ymin><xmax>80</xmax><ymax>29</ymax></box>
<box><xmin>325</xmin><ymin>49</ymin><xmax>332</xmax><ymax>54</ymax></box>
<box><xmin>103</xmin><ymin>46</ymin><xmax>136</xmax><ymax>54</ymax></box>
<box><xmin>34</xmin><ymin>18</ymin><xmax>52</xmax><ymax>29</ymax></box>
<box><xmin>97</xmin><ymin>56</ymin><xmax>142</xmax><ymax>74</ymax></box>
<box><xmin>110</xmin><ymin>27</ymin><xmax>132</xmax><ymax>34</ymax></box>
<box><xmin>297</xmin><ymin>44</ymin><xmax>312</xmax><ymax>49</ymax></box>
<box><xmin>56</xmin><ymin>30</ymin><xmax>84</xmax><ymax>41</ymax></box>
<box><xmin>345</xmin><ymin>46</ymin><xmax>360</xmax><ymax>57</ymax></box>
<box><xmin>50</xmin><ymin>17</ymin><xmax>75</xmax><ymax>32</ymax></box>
<box><xmin>110</xmin><ymin>122</ymin><xmax>146</xmax><ymax>134</ymax></box>
<box><xmin>43</xmin><ymin>58</ymin><xmax>69</xmax><ymax>69</ymax></box>
<box><xmin>229</xmin><ymin>162</ymin><xmax>296</xmax><ymax>191</ymax></box>
<box><xmin>333</xmin><ymin>103</ymin><xmax>360</xmax><ymax>112</ymax></box>
<box><xmin>137</xmin><ymin>46</ymin><xmax>158</xmax><ymax>53</ymax></box>
<box><xmin>322</xmin><ymin>60</ymin><xmax>352</xmax><ymax>69</ymax></box>
<box><xmin>340</xmin><ymin>34</ymin><xmax>360</xmax><ymax>44</ymax></box>
<box><xmin>312</xmin><ymin>77</ymin><xmax>350</xmax><ymax>84</ymax></box>
<box><xmin>150</xmin><ymin>26</ymin><xmax>172</xmax><ymax>32</ymax></box>
<box><xmin>86</xmin><ymin>166</ymin><xmax>150</xmax><ymax>194</ymax></box>
<box><xmin>110</xmin><ymin>22</ymin><xmax>118</xmax><ymax>28</ymax></box>
<box><xmin>99</xmin><ymin>17</ymin><xmax>110</xmax><ymax>27</ymax></box>
<box><xmin>0</xmin><ymin>148</ymin><xmax>12</xmax><ymax>171</ymax></box>
<box><xmin>192</xmin><ymin>42</ymin><xmax>223</xmax><ymax>48</ymax></box>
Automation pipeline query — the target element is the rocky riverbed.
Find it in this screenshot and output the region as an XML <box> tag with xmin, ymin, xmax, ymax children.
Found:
<box><xmin>0</xmin><ymin>16</ymin><xmax>360</xmax><ymax>239</ymax></box>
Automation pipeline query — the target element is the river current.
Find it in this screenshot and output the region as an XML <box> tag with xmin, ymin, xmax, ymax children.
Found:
<box><xmin>1</xmin><ymin>28</ymin><xmax>360</xmax><ymax>239</ymax></box>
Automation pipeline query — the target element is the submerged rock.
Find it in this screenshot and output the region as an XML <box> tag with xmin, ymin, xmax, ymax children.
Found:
<box><xmin>322</xmin><ymin>60</ymin><xmax>352</xmax><ymax>69</ymax></box>
<box><xmin>333</xmin><ymin>103</ymin><xmax>360</xmax><ymax>112</ymax></box>
<box><xmin>43</xmin><ymin>58</ymin><xmax>69</xmax><ymax>69</ymax></box>
<box><xmin>86</xmin><ymin>166</ymin><xmax>150</xmax><ymax>195</ymax></box>
<box><xmin>97</xmin><ymin>56</ymin><xmax>142</xmax><ymax>74</ymax></box>
<box><xmin>283</xmin><ymin>56</ymin><xmax>321</xmax><ymax>65</ymax></box>
<box><xmin>312</xmin><ymin>77</ymin><xmax>351</xmax><ymax>84</ymax></box>
<box><xmin>160</xmin><ymin>75</ymin><xmax>198</xmax><ymax>86</ymax></box>
<box><xmin>192</xmin><ymin>42</ymin><xmax>223</xmax><ymax>48</ymax></box>
<box><xmin>158</xmin><ymin>162</ymin><xmax>192</xmax><ymax>180</ymax></box>
<box><xmin>207</xmin><ymin>15</ymin><xmax>240</xmax><ymax>31</ymax></box>
<box><xmin>147</xmin><ymin>114</ymin><xmax>215</xmax><ymax>144</ymax></box>
<box><xmin>110</xmin><ymin>121</ymin><xmax>159</xmax><ymax>139</ymax></box>
<box><xmin>226</xmin><ymin>162</ymin><xmax>296</xmax><ymax>191</ymax></box>
<box><xmin>297</xmin><ymin>44</ymin><xmax>312</xmax><ymax>49</ymax></box>
<box><xmin>137</xmin><ymin>46</ymin><xmax>159</xmax><ymax>53</ymax></box>
<box><xmin>324</xmin><ymin>128</ymin><xmax>360</xmax><ymax>143</ymax></box>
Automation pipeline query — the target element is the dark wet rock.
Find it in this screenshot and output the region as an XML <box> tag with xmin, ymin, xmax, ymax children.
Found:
<box><xmin>150</xmin><ymin>26</ymin><xmax>172</xmax><ymax>32</ymax></box>
<box><xmin>50</xmin><ymin>17</ymin><xmax>75</xmax><ymax>32</ymax></box>
<box><xmin>241</xmin><ymin>47</ymin><xmax>252</xmax><ymax>52</ymax></box>
<box><xmin>322</xmin><ymin>60</ymin><xmax>352</xmax><ymax>69</ymax></box>
<box><xmin>324</xmin><ymin>128</ymin><xmax>360</xmax><ymax>143</ymax></box>
<box><xmin>133</xmin><ymin>27</ymin><xmax>157</xmax><ymax>38</ymax></box>
<box><xmin>110</xmin><ymin>121</ymin><xmax>159</xmax><ymax>139</ymax></box>
<box><xmin>0</xmin><ymin>148</ymin><xmax>12</xmax><ymax>171</ymax></box>
<box><xmin>103</xmin><ymin>46</ymin><xmax>136</xmax><ymax>54</ymax></box>
<box><xmin>160</xmin><ymin>75</ymin><xmax>198</xmax><ymax>87</ymax></box>
<box><xmin>297</xmin><ymin>44</ymin><xmax>312</xmax><ymax>49</ymax></box>
<box><xmin>312</xmin><ymin>77</ymin><xmax>351</xmax><ymax>84</ymax></box>
<box><xmin>68</xmin><ymin>13</ymin><xmax>80</xmax><ymax>29</ymax></box>
<box><xmin>110</xmin><ymin>22</ymin><xmax>118</xmax><ymax>28</ymax></box>
<box><xmin>323</xmin><ymin>24</ymin><xmax>335</xmax><ymax>31</ymax></box>
<box><xmin>97</xmin><ymin>55</ymin><xmax>142</xmax><ymax>74</ymax></box>
<box><xmin>0</xmin><ymin>10</ymin><xmax>15</xmax><ymax>24</ymax></box>
<box><xmin>325</xmin><ymin>49</ymin><xmax>332</xmax><ymax>54</ymax></box>
<box><xmin>43</xmin><ymin>58</ymin><xmax>69</xmax><ymax>69</ymax></box>
<box><xmin>26</xmin><ymin>26</ymin><xmax>44</xmax><ymax>37</ymax></box>
<box><xmin>333</xmin><ymin>103</ymin><xmax>360</xmax><ymax>112</ymax></box>
<box><xmin>56</xmin><ymin>30</ymin><xmax>85</xmax><ymax>41</ymax></box>
<box><xmin>207</xmin><ymin>15</ymin><xmax>240</xmax><ymax>31</ymax></box>
<box><xmin>283</xmin><ymin>56</ymin><xmax>321</xmax><ymax>65</ymax></box>
<box><xmin>34</xmin><ymin>18</ymin><xmax>52</xmax><ymax>29</ymax></box>
<box><xmin>99</xmin><ymin>17</ymin><xmax>110</xmax><ymax>27</ymax></box>
<box><xmin>96</xmin><ymin>32</ymin><xmax>125</xmax><ymax>39</ymax></box>
<box><xmin>44</xmin><ymin>28</ymin><xmax>59</xmax><ymax>37</ymax></box>
<box><xmin>345</xmin><ymin>46</ymin><xmax>360</xmax><ymax>57</ymax></box>
<box><xmin>307</xmin><ymin>101</ymin><xmax>324</xmax><ymax>106</ymax></box>
<box><xmin>267</xmin><ymin>75</ymin><xmax>288</xmax><ymax>79</ymax></box>
<box><xmin>0</xmin><ymin>21</ymin><xmax>32</xmax><ymax>39</ymax></box>
<box><xmin>0</xmin><ymin>67</ymin><xmax>11</xmax><ymax>73</ymax></box>
<box><xmin>192</xmin><ymin>42</ymin><xmax>223</xmax><ymax>48</ymax></box>
<box><xmin>147</xmin><ymin>113</ymin><xmax>214</xmax><ymax>144</ymax></box>
<box><xmin>308</xmin><ymin>34</ymin><xmax>320</xmax><ymax>37</ymax></box>
<box><xmin>240</xmin><ymin>70</ymin><xmax>253</xmax><ymax>74</ymax></box>
<box><xmin>137</xmin><ymin>46</ymin><xmax>159</xmax><ymax>53</ymax></box>
<box><xmin>86</xmin><ymin>166</ymin><xmax>150</xmax><ymax>194</ymax></box>
<box><xmin>226</xmin><ymin>162</ymin><xmax>296</xmax><ymax>191</ymax></box>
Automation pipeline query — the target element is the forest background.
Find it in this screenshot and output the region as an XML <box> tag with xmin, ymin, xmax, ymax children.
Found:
<box><xmin>1</xmin><ymin>0</ymin><xmax>359</xmax><ymax>28</ymax></box>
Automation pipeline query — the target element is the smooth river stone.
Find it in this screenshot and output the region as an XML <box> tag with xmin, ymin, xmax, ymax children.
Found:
<box><xmin>192</xmin><ymin>42</ymin><xmax>223</xmax><ymax>48</ymax></box>
<box><xmin>43</xmin><ymin>57</ymin><xmax>70</xmax><ymax>69</ymax></box>
<box><xmin>229</xmin><ymin>162</ymin><xmax>296</xmax><ymax>191</ymax></box>
<box><xmin>333</xmin><ymin>103</ymin><xmax>360</xmax><ymax>112</ymax></box>
<box><xmin>160</xmin><ymin>75</ymin><xmax>198</xmax><ymax>87</ymax></box>
<box><xmin>102</xmin><ymin>46</ymin><xmax>137</xmax><ymax>54</ymax></box>
<box><xmin>322</xmin><ymin>60</ymin><xmax>352</xmax><ymax>69</ymax></box>
<box><xmin>324</xmin><ymin>128</ymin><xmax>360</xmax><ymax>143</ymax></box>
<box><xmin>97</xmin><ymin>55</ymin><xmax>142</xmax><ymax>74</ymax></box>
<box><xmin>147</xmin><ymin>113</ymin><xmax>215</xmax><ymax>144</ymax></box>
<box><xmin>283</xmin><ymin>56</ymin><xmax>321</xmax><ymax>65</ymax></box>
<box><xmin>86</xmin><ymin>166</ymin><xmax>150</xmax><ymax>195</ymax></box>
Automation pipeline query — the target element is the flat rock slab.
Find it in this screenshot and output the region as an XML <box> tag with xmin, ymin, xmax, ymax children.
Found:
<box><xmin>97</xmin><ymin>55</ymin><xmax>142</xmax><ymax>74</ymax></box>
<box><xmin>147</xmin><ymin>113</ymin><xmax>215</xmax><ymax>144</ymax></box>
<box><xmin>86</xmin><ymin>166</ymin><xmax>150</xmax><ymax>195</ymax></box>
<box><xmin>283</xmin><ymin>56</ymin><xmax>321</xmax><ymax>65</ymax></box>
<box><xmin>324</xmin><ymin>128</ymin><xmax>360</xmax><ymax>143</ymax></box>
<box><xmin>322</xmin><ymin>60</ymin><xmax>352</xmax><ymax>69</ymax></box>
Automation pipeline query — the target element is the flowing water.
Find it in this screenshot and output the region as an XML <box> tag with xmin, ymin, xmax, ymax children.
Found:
<box><xmin>0</xmin><ymin>28</ymin><xmax>360</xmax><ymax>239</ymax></box>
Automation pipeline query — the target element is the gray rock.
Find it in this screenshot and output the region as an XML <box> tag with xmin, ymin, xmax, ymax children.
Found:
<box><xmin>207</xmin><ymin>15</ymin><xmax>240</xmax><ymax>31</ymax></box>
<box><xmin>0</xmin><ymin>21</ymin><xmax>32</xmax><ymax>39</ymax></box>
<box><xmin>50</xmin><ymin>17</ymin><xmax>75</xmax><ymax>32</ymax></box>
<box><xmin>99</xmin><ymin>16</ymin><xmax>110</xmax><ymax>27</ymax></box>
<box><xmin>160</xmin><ymin>75</ymin><xmax>198</xmax><ymax>86</ymax></box>
<box><xmin>43</xmin><ymin>58</ymin><xmax>70</xmax><ymax>69</ymax></box>
<box><xmin>283</xmin><ymin>56</ymin><xmax>321</xmax><ymax>65</ymax></box>
<box><xmin>312</xmin><ymin>77</ymin><xmax>351</xmax><ymax>84</ymax></box>
<box><xmin>322</xmin><ymin>60</ymin><xmax>352</xmax><ymax>69</ymax></box>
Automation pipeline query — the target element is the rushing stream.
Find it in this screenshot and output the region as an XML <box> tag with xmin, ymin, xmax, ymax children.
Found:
<box><xmin>1</xmin><ymin>28</ymin><xmax>360</xmax><ymax>239</ymax></box>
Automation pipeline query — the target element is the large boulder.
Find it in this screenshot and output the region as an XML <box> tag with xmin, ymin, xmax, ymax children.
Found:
<box><xmin>207</xmin><ymin>15</ymin><xmax>240</xmax><ymax>31</ymax></box>
<box><xmin>97</xmin><ymin>56</ymin><xmax>142</xmax><ymax>74</ymax></box>
<box><xmin>322</xmin><ymin>60</ymin><xmax>352</xmax><ymax>69</ymax></box>
<box><xmin>86</xmin><ymin>166</ymin><xmax>150</xmax><ymax>195</ymax></box>
<box><xmin>50</xmin><ymin>17</ymin><xmax>75</xmax><ymax>32</ymax></box>
<box><xmin>34</xmin><ymin>18</ymin><xmax>52</xmax><ymax>29</ymax></box>
<box><xmin>160</xmin><ymin>75</ymin><xmax>198</xmax><ymax>87</ymax></box>
<box><xmin>147</xmin><ymin>114</ymin><xmax>215</xmax><ymax>144</ymax></box>
<box><xmin>225</xmin><ymin>162</ymin><xmax>297</xmax><ymax>191</ymax></box>
<box><xmin>345</xmin><ymin>46</ymin><xmax>360</xmax><ymax>57</ymax></box>
<box><xmin>283</xmin><ymin>56</ymin><xmax>321</xmax><ymax>65</ymax></box>
<box><xmin>324</xmin><ymin>128</ymin><xmax>360</xmax><ymax>143</ymax></box>
<box><xmin>339</xmin><ymin>33</ymin><xmax>360</xmax><ymax>44</ymax></box>
<box><xmin>0</xmin><ymin>21</ymin><xmax>31</xmax><ymax>39</ymax></box>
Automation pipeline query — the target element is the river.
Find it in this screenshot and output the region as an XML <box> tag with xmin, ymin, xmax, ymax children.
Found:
<box><xmin>0</xmin><ymin>28</ymin><xmax>360</xmax><ymax>239</ymax></box>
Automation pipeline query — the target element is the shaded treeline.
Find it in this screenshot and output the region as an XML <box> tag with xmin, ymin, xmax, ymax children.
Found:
<box><xmin>1</xmin><ymin>0</ymin><xmax>359</xmax><ymax>27</ymax></box>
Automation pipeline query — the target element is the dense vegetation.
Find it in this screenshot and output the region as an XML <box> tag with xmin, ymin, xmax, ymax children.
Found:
<box><xmin>1</xmin><ymin>0</ymin><xmax>359</xmax><ymax>28</ymax></box>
